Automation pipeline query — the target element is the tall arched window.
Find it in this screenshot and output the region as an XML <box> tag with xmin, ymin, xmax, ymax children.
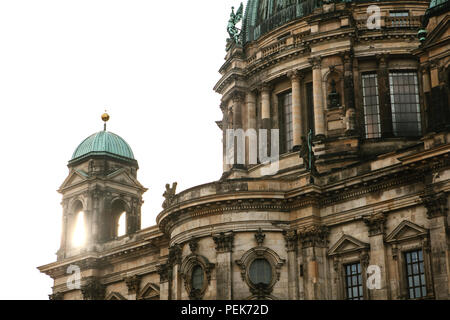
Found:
<box><xmin>117</xmin><ymin>212</ymin><xmax>126</xmax><ymax>237</ymax></box>
<box><xmin>72</xmin><ymin>211</ymin><xmax>86</xmax><ymax>247</ymax></box>
<box><xmin>249</xmin><ymin>258</ymin><xmax>272</xmax><ymax>285</ymax></box>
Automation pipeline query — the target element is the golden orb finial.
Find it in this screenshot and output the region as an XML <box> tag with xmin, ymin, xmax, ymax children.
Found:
<box><xmin>102</xmin><ymin>111</ymin><xmax>110</xmax><ymax>131</ymax></box>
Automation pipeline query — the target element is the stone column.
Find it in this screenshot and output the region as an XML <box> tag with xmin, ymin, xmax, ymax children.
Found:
<box><xmin>124</xmin><ymin>275</ymin><xmax>141</xmax><ymax>300</ymax></box>
<box><xmin>289</xmin><ymin>71</ymin><xmax>303</xmax><ymax>151</ymax></box>
<box><xmin>59</xmin><ymin>200</ymin><xmax>69</xmax><ymax>260</ymax></box>
<box><xmin>364</xmin><ymin>212</ymin><xmax>389</xmax><ymax>299</ymax></box>
<box><xmin>81</xmin><ymin>277</ymin><xmax>105</xmax><ymax>300</ymax></box>
<box><xmin>342</xmin><ymin>51</ymin><xmax>357</xmax><ymax>135</ymax></box>
<box><xmin>284</xmin><ymin>230</ymin><xmax>299</xmax><ymax>300</ymax></box>
<box><xmin>213</xmin><ymin>232</ymin><xmax>234</xmax><ymax>300</ymax></box>
<box><xmin>422</xmin><ymin>192</ymin><xmax>450</xmax><ymax>299</ymax></box>
<box><xmin>247</xmin><ymin>91</ymin><xmax>257</xmax><ymax>131</ymax></box>
<box><xmin>310</xmin><ymin>58</ymin><xmax>325</xmax><ymax>138</ymax></box>
<box><xmin>261</xmin><ymin>85</ymin><xmax>272</xmax><ymax>130</ymax></box>
<box><xmin>246</xmin><ymin>91</ymin><xmax>257</xmax><ymax>166</ymax></box>
<box><xmin>298</xmin><ymin>225</ymin><xmax>330</xmax><ymax>299</ymax></box>
<box><xmin>157</xmin><ymin>263</ymin><xmax>171</xmax><ymax>300</ymax></box>
<box><xmin>168</xmin><ymin>244</ymin><xmax>183</xmax><ymax>300</ymax></box>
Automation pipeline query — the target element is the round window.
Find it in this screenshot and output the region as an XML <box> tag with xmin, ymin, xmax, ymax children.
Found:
<box><xmin>191</xmin><ymin>265</ymin><xmax>204</xmax><ymax>290</ymax></box>
<box><xmin>249</xmin><ymin>259</ymin><xmax>272</xmax><ymax>285</ymax></box>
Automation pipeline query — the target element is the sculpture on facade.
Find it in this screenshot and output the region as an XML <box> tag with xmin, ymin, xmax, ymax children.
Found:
<box><xmin>162</xmin><ymin>182</ymin><xmax>178</xmax><ymax>209</ymax></box>
<box><xmin>299</xmin><ymin>129</ymin><xmax>317</xmax><ymax>179</ymax></box>
<box><xmin>227</xmin><ymin>3</ymin><xmax>244</xmax><ymax>45</ymax></box>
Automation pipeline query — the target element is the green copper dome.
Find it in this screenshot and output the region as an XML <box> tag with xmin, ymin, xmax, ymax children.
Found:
<box><xmin>429</xmin><ymin>0</ymin><xmax>448</xmax><ymax>9</ymax></box>
<box><xmin>70</xmin><ymin>131</ymin><xmax>135</xmax><ymax>163</ymax></box>
<box><xmin>242</xmin><ymin>0</ymin><xmax>325</xmax><ymax>44</ymax></box>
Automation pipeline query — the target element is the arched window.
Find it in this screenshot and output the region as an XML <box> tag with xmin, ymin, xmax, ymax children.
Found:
<box><xmin>117</xmin><ymin>212</ymin><xmax>126</xmax><ymax>237</ymax></box>
<box><xmin>249</xmin><ymin>258</ymin><xmax>272</xmax><ymax>285</ymax></box>
<box><xmin>111</xmin><ymin>199</ymin><xmax>127</xmax><ymax>239</ymax></box>
<box><xmin>72</xmin><ymin>211</ymin><xmax>85</xmax><ymax>247</ymax></box>
<box><xmin>191</xmin><ymin>265</ymin><xmax>204</xmax><ymax>291</ymax></box>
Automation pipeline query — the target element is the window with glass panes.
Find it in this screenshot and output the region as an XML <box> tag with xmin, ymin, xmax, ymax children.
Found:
<box><xmin>249</xmin><ymin>259</ymin><xmax>272</xmax><ymax>285</ymax></box>
<box><xmin>362</xmin><ymin>73</ymin><xmax>381</xmax><ymax>138</ymax></box>
<box><xmin>279</xmin><ymin>91</ymin><xmax>293</xmax><ymax>152</ymax></box>
<box><xmin>191</xmin><ymin>265</ymin><xmax>204</xmax><ymax>291</ymax></box>
<box><xmin>344</xmin><ymin>262</ymin><xmax>364</xmax><ymax>300</ymax></box>
<box><xmin>389</xmin><ymin>71</ymin><xmax>422</xmax><ymax>137</ymax></box>
<box><xmin>405</xmin><ymin>250</ymin><xmax>427</xmax><ymax>299</ymax></box>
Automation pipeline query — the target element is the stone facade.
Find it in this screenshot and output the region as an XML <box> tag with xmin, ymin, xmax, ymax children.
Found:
<box><xmin>39</xmin><ymin>0</ymin><xmax>450</xmax><ymax>300</ymax></box>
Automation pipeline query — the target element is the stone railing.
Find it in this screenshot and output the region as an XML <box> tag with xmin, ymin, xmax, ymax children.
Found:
<box><xmin>357</xmin><ymin>15</ymin><xmax>422</xmax><ymax>30</ymax></box>
<box><xmin>261</xmin><ymin>39</ymin><xmax>287</xmax><ymax>58</ymax></box>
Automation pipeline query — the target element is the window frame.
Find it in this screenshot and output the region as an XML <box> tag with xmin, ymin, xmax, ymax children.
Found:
<box><xmin>404</xmin><ymin>249</ymin><xmax>428</xmax><ymax>299</ymax></box>
<box><xmin>277</xmin><ymin>90</ymin><xmax>293</xmax><ymax>154</ymax></box>
<box><xmin>361</xmin><ymin>72</ymin><xmax>382</xmax><ymax>139</ymax></box>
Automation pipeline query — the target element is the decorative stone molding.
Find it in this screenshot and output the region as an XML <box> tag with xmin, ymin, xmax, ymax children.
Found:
<box><xmin>157</xmin><ymin>263</ymin><xmax>171</xmax><ymax>283</ymax></box>
<box><xmin>283</xmin><ymin>230</ymin><xmax>298</xmax><ymax>252</ymax></box>
<box><xmin>188</xmin><ymin>238</ymin><xmax>199</xmax><ymax>254</ymax></box>
<box><xmin>309</xmin><ymin>57</ymin><xmax>322</xmax><ymax>70</ymax></box>
<box><xmin>168</xmin><ymin>244</ymin><xmax>183</xmax><ymax>266</ymax></box>
<box><xmin>180</xmin><ymin>254</ymin><xmax>215</xmax><ymax>300</ymax></box>
<box><xmin>235</xmin><ymin>246</ymin><xmax>286</xmax><ymax>299</ymax></box>
<box><xmin>363</xmin><ymin>212</ymin><xmax>386</xmax><ymax>237</ymax></box>
<box><xmin>81</xmin><ymin>278</ymin><xmax>105</xmax><ymax>300</ymax></box>
<box><xmin>254</xmin><ymin>228</ymin><xmax>266</xmax><ymax>246</ymax></box>
<box><xmin>421</xmin><ymin>192</ymin><xmax>448</xmax><ymax>219</ymax></box>
<box><xmin>49</xmin><ymin>292</ymin><xmax>64</xmax><ymax>300</ymax></box>
<box><xmin>298</xmin><ymin>225</ymin><xmax>329</xmax><ymax>248</ymax></box>
<box><xmin>124</xmin><ymin>275</ymin><xmax>141</xmax><ymax>294</ymax></box>
<box><xmin>213</xmin><ymin>232</ymin><xmax>234</xmax><ymax>253</ymax></box>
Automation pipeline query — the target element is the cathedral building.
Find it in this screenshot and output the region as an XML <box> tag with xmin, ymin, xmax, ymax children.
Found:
<box><xmin>39</xmin><ymin>0</ymin><xmax>450</xmax><ymax>300</ymax></box>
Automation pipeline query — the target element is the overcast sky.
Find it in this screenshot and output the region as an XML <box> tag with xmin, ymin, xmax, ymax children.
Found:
<box><xmin>0</xmin><ymin>0</ymin><xmax>240</xmax><ymax>300</ymax></box>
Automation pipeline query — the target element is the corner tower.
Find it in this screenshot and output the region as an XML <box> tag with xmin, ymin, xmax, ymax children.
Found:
<box><xmin>57</xmin><ymin>113</ymin><xmax>147</xmax><ymax>260</ymax></box>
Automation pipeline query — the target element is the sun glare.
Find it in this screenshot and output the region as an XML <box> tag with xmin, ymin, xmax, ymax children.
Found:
<box><xmin>118</xmin><ymin>212</ymin><xmax>126</xmax><ymax>237</ymax></box>
<box><xmin>72</xmin><ymin>212</ymin><xmax>86</xmax><ymax>247</ymax></box>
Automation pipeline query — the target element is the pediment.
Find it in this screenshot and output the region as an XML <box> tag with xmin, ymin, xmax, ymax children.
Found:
<box><xmin>424</xmin><ymin>15</ymin><xmax>449</xmax><ymax>47</ymax></box>
<box><xmin>328</xmin><ymin>235</ymin><xmax>369</xmax><ymax>256</ymax></box>
<box><xmin>105</xmin><ymin>292</ymin><xmax>127</xmax><ymax>300</ymax></box>
<box><xmin>59</xmin><ymin>170</ymin><xmax>89</xmax><ymax>190</ymax></box>
<box><xmin>107</xmin><ymin>168</ymin><xmax>145</xmax><ymax>189</ymax></box>
<box><xmin>385</xmin><ymin>220</ymin><xmax>428</xmax><ymax>243</ymax></box>
<box><xmin>137</xmin><ymin>283</ymin><xmax>160</xmax><ymax>300</ymax></box>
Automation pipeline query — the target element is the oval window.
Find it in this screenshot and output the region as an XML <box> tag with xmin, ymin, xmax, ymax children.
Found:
<box><xmin>191</xmin><ymin>265</ymin><xmax>204</xmax><ymax>290</ymax></box>
<box><xmin>249</xmin><ymin>259</ymin><xmax>272</xmax><ymax>285</ymax></box>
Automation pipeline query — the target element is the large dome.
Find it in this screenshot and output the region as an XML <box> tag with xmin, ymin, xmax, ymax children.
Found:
<box><xmin>242</xmin><ymin>0</ymin><xmax>323</xmax><ymax>43</ymax></box>
<box><xmin>70</xmin><ymin>130</ymin><xmax>135</xmax><ymax>163</ymax></box>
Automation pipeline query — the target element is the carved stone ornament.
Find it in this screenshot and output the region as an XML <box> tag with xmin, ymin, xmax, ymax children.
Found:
<box><xmin>235</xmin><ymin>246</ymin><xmax>286</xmax><ymax>299</ymax></box>
<box><xmin>421</xmin><ymin>192</ymin><xmax>448</xmax><ymax>219</ymax></box>
<box><xmin>168</xmin><ymin>244</ymin><xmax>183</xmax><ymax>266</ymax></box>
<box><xmin>283</xmin><ymin>230</ymin><xmax>298</xmax><ymax>252</ymax></box>
<box><xmin>188</xmin><ymin>238</ymin><xmax>199</xmax><ymax>254</ymax></box>
<box><xmin>162</xmin><ymin>182</ymin><xmax>177</xmax><ymax>209</ymax></box>
<box><xmin>255</xmin><ymin>228</ymin><xmax>266</xmax><ymax>246</ymax></box>
<box><xmin>157</xmin><ymin>263</ymin><xmax>171</xmax><ymax>283</ymax></box>
<box><xmin>213</xmin><ymin>232</ymin><xmax>234</xmax><ymax>253</ymax></box>
<box><xmin>180</xmin><ymin>254</ymin><xmax>215</xmax><ymax>300</ymax></box>
<box><xmin>49</xmin><ymin>292</ymin><xmax>64</xmax><ymax>300</ymax></box>
<box><xmin>124</xmin><ymin>275</ymin><xmax>141</xmax><ymax>294</ymax></box>
<box><xmin>363</xmin><ymin>212</ymin><xmax>386</xmax><ymax>237</ymax></box>
<box><xmin>81</xmin><ymin>278</ymin><xmax>105</xmax><ymax>300</ymax></box>
<box><xmin>298</xmin><ymin>225</ymin><xmax>329</xmax><ymax>248</ymax></box>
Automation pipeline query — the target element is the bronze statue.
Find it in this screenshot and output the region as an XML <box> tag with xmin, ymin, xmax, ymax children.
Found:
<box><xmin>299</xmin><ymin>129</ymin><xmax>317</xmax><ymax>176</ymax></box>
<box><xmin>227</xmin><ymin>3</ymin><xmax>244</xmax><ymax>44</ymax></box>
<box><xmin>162</xmin><ymin>182</ymin><xmax>178</xmax><ymax>209</ymax></box>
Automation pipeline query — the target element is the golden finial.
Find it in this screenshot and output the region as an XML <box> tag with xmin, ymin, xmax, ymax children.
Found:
<box><xmin>102</xmin><ymin>111</ymin><xmax>110</xmax><ymax>131</ymax></box>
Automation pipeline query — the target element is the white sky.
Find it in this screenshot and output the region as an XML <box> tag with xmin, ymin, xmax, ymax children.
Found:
<box><xmin>0</xmin><ymin>0</ymin><xmax>240</xmax><ymax>300</ymax></box>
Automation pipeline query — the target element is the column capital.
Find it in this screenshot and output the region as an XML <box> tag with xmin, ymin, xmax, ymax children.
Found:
<box><xmin>298</xmin><ymin>225</ymin><xmax>329</xmax><ymax>248</ymax></box>
<box><xmin>258</xmin><ymin>83</ymin><xmax>273</xmax><ymax>93</ymax></box>
<box><xmin>283</xmin><ymin>230</ymin><xmax>298</xmax><ymax>252</ymax></box>
<box><xmin>188</xmin><ymin>237</ymin><xmax>199</xmax><ymax>254</ymax></box>
<box><xmin>124</xmin><ymin>275</ymin><xmax>141</xmax><ymax>294</ymax></box>
<box><xmin>363</xmin><ymin>212</ymin><xmax>386</xmax><ymax>237</ymax></box>
<box><xmin>421</xmin><ymin>192</ymin><xmax>448</xmax><ymax>219</ymax></box>
<box><xmin>213</xmin><ymin>232</ymin><xmax>234</xmax><ymax>253</ymax></box>
<box><xmin>309</xmin><ymin>57</ymin><xmax>322</xmax><ymax>70</ymax></box>
<box><xmin>287</xmin><ymin>70</ymin><xmax>304</xmax><ymax>82</ymax></box>
<box><xmin>375</xmin><ymin>53</ymin><xmax>390</xmax><ymax>66</ymax></box>
<box><xmin>231</xmin><ymin>91</ymin><xmax>246</xmax><ymax>103</ymax></box>
<box><xmin>168</xmin><ymin>244</ymin><xmax>183</xmax><ymax>266</ymax></box>
<box><xmin>157</xmin><ymin>263</ymin><xmax>171</xmax><ymax>283</ymax></box>
<box><xmin>81</xmin><ymin>277</ymin><xmax>105</xmax><ymax>300</ymax></box>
